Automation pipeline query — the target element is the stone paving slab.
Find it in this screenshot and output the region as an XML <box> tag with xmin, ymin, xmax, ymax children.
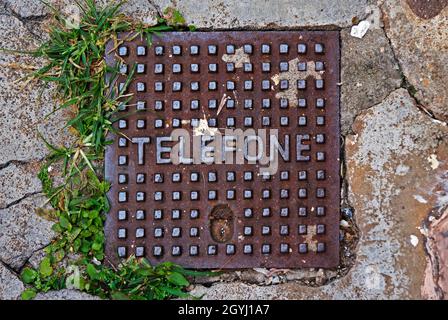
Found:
<box><xmin>0</xmin><ymin>13</ymin><xmax>72</xmax><ymax>166</ymax></box>
<box><xmin>381</xmin><ymin>0</ymin><xmax>448</xmax><ymax>121</ymax></box>
<box><xmin>153</xmin><ymin>0</ymin><xmax>375</xmax><ymax>28</ymax></box>
<box><xmin>0</xmin><ymin>194</ymin><xmax>55</xmax><ymax>270</ymax></box>
<box><xmin>0</xmin><ymin>261</ymin><xmax>24</xmax><ymax>300</ymax></box>
<box><xmin>340</xmin><ymin>28</ymin><xmax>402</xmax><ymax>134</ymax></box>
<box><xmin>0</xmin><ymin>161</ymin><xmax>42</xmax><ymax>209</ymax></box>
<box><xmin>34</xmin><ymin>289</ymin><xmax>101</xmax><ymax>300</ymax></box>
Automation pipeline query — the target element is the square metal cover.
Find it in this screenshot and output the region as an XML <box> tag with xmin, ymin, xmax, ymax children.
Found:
<box><xmin>105</xmin><ymin>31</ymin><xmax>340</xmax><ymax>269</ymax></box>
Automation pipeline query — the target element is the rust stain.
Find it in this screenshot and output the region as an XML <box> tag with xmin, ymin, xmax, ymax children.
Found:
<box><xmin>304</xmin><ymin>225</ymin><xmax>318</xmax><ymax>252</ymax></box>
<box><xmin>406</xmin><ymin>0</ymin><xmax>448</xmax><ymax>19</ymax></box>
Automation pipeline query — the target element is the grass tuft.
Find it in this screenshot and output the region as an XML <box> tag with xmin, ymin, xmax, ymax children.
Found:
<box><xmin>10</xmin><ymin>0</ymin><xmax>213</xmax><ymax>300</ymax></box>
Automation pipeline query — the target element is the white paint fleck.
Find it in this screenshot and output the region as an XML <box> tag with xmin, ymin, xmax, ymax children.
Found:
<box><xmin>271</xmin><ymin>59</ymin><xmax>324</xmax><ymax>107</ymax></box>
<box><xmin>350</xmin><ymin>20</ymin><xmax>370</xmax><ymax>38</ymax></box>
<box><xmin>340</xmin><ymin>220</ymin><xmax>349</xmax><ymax>228</ymax></box>
<box><xmin>413</xmin><ymin>195</ymin><xmax>428</xmax><ymax>204</ymax></box>
<box><xmin>417</xmin><ymin>226</ymin><xmax>428</xmax><ymax>237</ymax></box>
<box><xmin>253</xmin><ymin>268</ymin><xmax>269</xmax><ymax>276</ymax></box>
<box><xmin>271</xmin><ymin>74</ymin><xmax>280</xmax><ymax>86</ymax></box>
<box><xmin>192</xmin><ymin>116</ymin><xmax>218</xmax><ymax>137</ymax></box>
<box><xmin>410</xmin><ymin>235</ymin><xmax>419</xmax><ymax>247</ymax></box>
<box><xmin>427</xmin><ymin>154</ymin><xmax>439</xmax><ymax>170</ymax></box>
<box><xmin>221</xmin><ymin>47</ymin><xmax>250</xmax><ymax>68</ymax></box>
<box><xmin>431</xmin><ymin>118</ymin><xmax>447</xmax><ymax>126</ymax></box>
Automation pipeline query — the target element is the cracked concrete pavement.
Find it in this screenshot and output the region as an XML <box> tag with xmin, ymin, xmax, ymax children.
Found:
<box><xmin>0</xmin><ymin>0</ymin><xmax>447</xmax><ymax>300</ymax></box>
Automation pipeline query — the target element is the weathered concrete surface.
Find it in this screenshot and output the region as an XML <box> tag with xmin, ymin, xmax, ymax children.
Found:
<box><xmin>3</xmin><ymin>0</ymin><xmax>47</xmax><ymax>18</ymax></box>
<box><xmin>0</xmin><ymin>161</ymin><xmax>42</xmax><ymax>209</ymax></box>
<box><xmin>190</xmin><ymin>89</ymin><xmax>448</xmax><ymax>299</ymax></box>
<box><xmin>0</xmin><ymin>194</ymin><xmax>55</xmax><ymax>270</ymax></box>
<box><xmin>4</xmin><ymin>0</ymin><xmax>375</xmax><ymax>29</ymax></box>
<box><xmin>341</xmin><ymin>28</ymin><xmax>402</xmax><ymax>134</ymax></box>
<box><xmin>34</xmin><ymin>289</ymin><xmax>101</xmax><ymax>300</ymax></box>
<box><xmin>344</xmin><ymin>88</ymin><xmax>448</xmax><ymax>299</ymax></box>
<box><xmin>381</xmin><ymin>0</ymin><xmax>448</xmax><ymax>121</ymax></box>
<box><xmin>153</xmin><ymin>0</ymin><xmax>374</xmax><ymax>28</ymax></box>
<box><xmin>7</xmin><ymin>0</ymin><xmax>374</xmax><ymax>29</ymax></box>
<box><xmin>405</xmin><ymin>0</ymin><xmax>448</xmax><ymax>19</ymax></box>
<box><xmin>0</xmin><ymin>13</ymin><xmax>71</xmax><ymax>165</ymax></box>
<box><xmin>5</xmin><ymin>0</ymin><xmax>158</xmax><ymax>24</ymax></box>
<box><xmin>111</xmin><ymin>0</ymin><xmax>158</xmax><ymax>24</ymax></box>
<box><xmin>0</xmin><ymin>262</ymin><xmax>24</xmax><ymax>300</ymax></box>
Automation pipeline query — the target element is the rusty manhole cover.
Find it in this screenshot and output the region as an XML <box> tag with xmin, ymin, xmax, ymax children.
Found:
<box><xmin>105</xmin><ymin>31</ymin><xmax>340</xmax><ymax>268</ymax></box>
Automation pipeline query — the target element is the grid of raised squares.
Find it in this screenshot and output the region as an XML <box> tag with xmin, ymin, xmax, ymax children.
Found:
<box><xmin>111</xmin><ymin>36</ymin><xmax>334</xmax><ymax>265</ymax></box>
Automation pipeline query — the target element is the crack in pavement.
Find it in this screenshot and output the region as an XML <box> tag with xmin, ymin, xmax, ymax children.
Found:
<box><xmin>16</xmin><ymin>243</ymin><xmax>51</xmax><ymax>273</ymax></box>
<box><xmin>423</xmin><ymin>232</ymin><xmax>444</xmax><ymax>299</ymax></box>
<box><xmin>422</xmin><ymin>205</ymin><xmax>448</xmax><ymax>299</ymax></box>
<box><xmin>147</xmin><ymin>0</ymin><xmax>163</xmax><ymax>18</ymax></box>
<box><xmin>378</xmin><ymin>4</ymin><xmax>448</xmax><ymax>126</ymax></box>
<box><xmin>0</xmin><ymin>159</ymin><xmax>34</xmax><ymax>171</ymax></box>
<box><xmin>0</xmin><ymin>258</ymin><xmax>22</xmax><ymax>278</ymax></box>
<box><xmin>0</xmin><ymin>191</ymin><xmax>42</xmax><ymax>211</ymax></box>
<box><xmin>2</xmin><ymin>0</ymin><xmax>48</xmax><ymax>41</ymax></box>
<box><xmin>344</xmin><ymin>22</ymin><xmax>447</xmax><ymax>133</ymax></box>
<box><xmin>4</xmin><ymin>242</ymin><xmax>51</xmax><ymax>273</ymax></box>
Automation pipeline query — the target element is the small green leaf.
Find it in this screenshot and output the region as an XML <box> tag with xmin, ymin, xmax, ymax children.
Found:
<box><xmin>39</xmin><ymin>257</ymin><xmax>53</xmax><ymax>278</ymax></box>
<box><xmin>167</xmin><ymin>272</ymin><xmax>189</xmax><ymax>286</ymax></box>
<box><xmin>161</xmin><ymin>286</ymin><xmax>190</xmax><ymax>298</ymax></box>
<box><xmin>54</xmin><ymin>249</ymin><xmax>65</xmax><ymax>262</ymax></box>
<box><xmin>21</xmin><ymin>268</ymin><xmax>37</xmax><ymax>284</ymax></box>
<box><xmin>86</xmin><ymin>264</ymin><xmax>98</xmax><ymax>280</ymax></box>
<box><xmin>21</xmin><ymin>289</ymin><xmax>37</xmax><ymax>300</ymax></box>
<box><xmin>67</xmin><ymin>227</ymin><xmax>81</xmax><ymax>243</ymax></box>
<box><xmin>51</xmin><ymin>223</ymin><xmax>63</xmax><ymax>233</ymax></box>
<box><xmin>111</xmin><ymin>292</ymin><xmax>130</xmax><ymax>300</ymax></box>
<box><xmin>59</xmin><ymin>215</ymin><xmax>71</xmax><ymax>230</ymax></box>
<box><xmin>92</xmin><ymin>241</ymin><xmax>102</xmax><ymax>251</ymax></box>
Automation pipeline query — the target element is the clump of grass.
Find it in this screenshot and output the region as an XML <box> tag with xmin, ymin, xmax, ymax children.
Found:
<box><xmin>13</xmin><ymin>0</ymin><xmax>211</xmax><ymax>300</ymax></box>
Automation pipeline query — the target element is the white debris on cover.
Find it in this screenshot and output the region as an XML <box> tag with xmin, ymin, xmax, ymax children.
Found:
<box><xmin>350</xmin><ymin>20</ymin><xmax>370</xmax><ymax>38</ymax></box>
<box><xmin>192</xmin><ymin>116</ymin><xmax>219</xmax><ymax>137</ymax></box>
<box><xmin>217</xmin><ymin>93</ymin><xmax>230</xmax><ymax>116</ymax></box>
<box><xmin>410</xmin><ymin>235</ymin><xmax>419</xmax><ymax>247</ymax></box>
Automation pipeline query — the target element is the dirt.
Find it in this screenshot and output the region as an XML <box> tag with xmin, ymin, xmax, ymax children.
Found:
<box><xmin>209</xmin><ymin>204</ymin><xmax>235</xmax><ymax>243</ymax></box>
